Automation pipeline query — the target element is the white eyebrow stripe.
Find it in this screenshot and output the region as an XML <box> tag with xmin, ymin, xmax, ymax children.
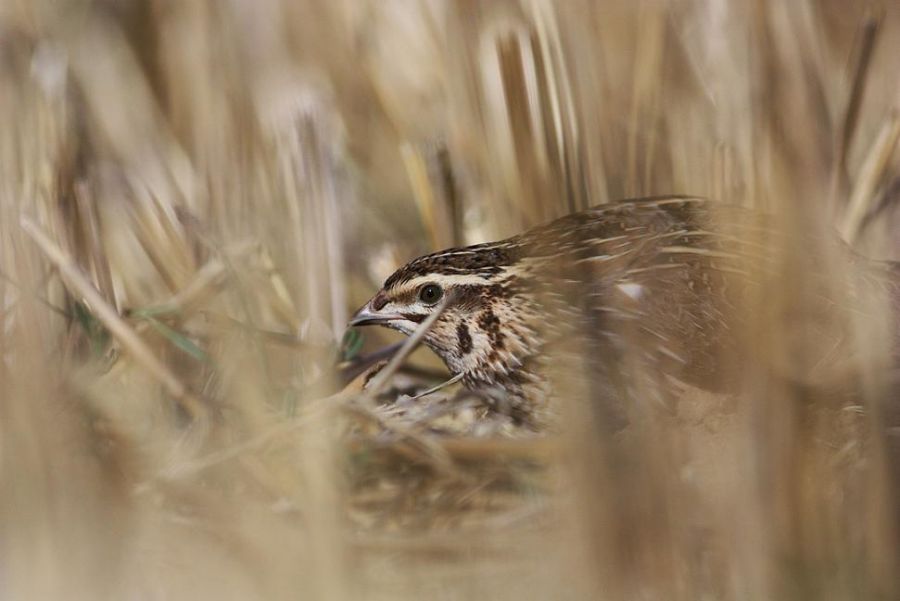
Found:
<box><xmin>392</xmin><ymin>273</ymin><xmax>496</xmax><ymax>294</ymax></box>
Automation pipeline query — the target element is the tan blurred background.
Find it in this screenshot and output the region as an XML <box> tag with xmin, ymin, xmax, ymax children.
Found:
<box><xmin>2</xmin><ymin>1</ymin><xmax>900</xmax><ymax>599</ymax></box>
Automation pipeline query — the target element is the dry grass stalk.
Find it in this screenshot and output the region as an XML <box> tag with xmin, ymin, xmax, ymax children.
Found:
<box><xmin>20</xmin><ymin>216</ymin><xmax>206</xmax><ymax>419</ymax></box>
<box><xmin>2</xmin><ymin>1</ymin><xmax>900</xmax><ymax>599</ymax></box>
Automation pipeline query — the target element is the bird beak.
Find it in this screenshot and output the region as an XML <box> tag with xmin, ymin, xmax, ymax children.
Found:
<box><xmin>348</xmin><ymin>301</ymin><xmax>404</xmax><ymax>327</ymax></box>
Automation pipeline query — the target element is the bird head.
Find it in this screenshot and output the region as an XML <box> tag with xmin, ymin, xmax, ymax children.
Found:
<box><xmin>349</xmin><ymin>242</ymin><xmax>542</xmax><ymax>388</ymax></box>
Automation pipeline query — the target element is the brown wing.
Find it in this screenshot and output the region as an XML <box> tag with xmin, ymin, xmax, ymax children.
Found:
<box><xmin>523</xmin><ymin>196</ymin><xmax>860</xmax><ymax>392</ymax></box>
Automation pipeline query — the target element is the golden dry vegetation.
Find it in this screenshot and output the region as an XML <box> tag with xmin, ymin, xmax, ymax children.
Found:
<box><xmin>2</xmin><ymin>1</ymin><xmax>900</xmax><ymax>599</ymax></box>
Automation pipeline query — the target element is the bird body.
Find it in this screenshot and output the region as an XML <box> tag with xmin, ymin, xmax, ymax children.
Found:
<box><xmin>350</xmin><ymin>196</ymin><xmax>898</xmax><ymax>424</ymax></box>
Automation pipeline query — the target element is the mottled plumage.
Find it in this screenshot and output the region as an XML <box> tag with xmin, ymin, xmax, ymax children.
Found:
<box><xmin>350</xmin><ymin>196</ymin><xmax>899</xmax><ymax>424</ymax></box>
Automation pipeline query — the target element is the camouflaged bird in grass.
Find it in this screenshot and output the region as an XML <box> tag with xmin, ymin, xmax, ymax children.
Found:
<box><xmin>350</xmin><ymin>196</ymin><xmax>900</xmax><ymax>425</ymax></box>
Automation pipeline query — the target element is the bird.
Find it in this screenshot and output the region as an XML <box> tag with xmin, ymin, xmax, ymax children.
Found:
<box><xmin>349</xmin><ymin>195</ymin><xmax>899</xmax><ymax>426</ymax></box>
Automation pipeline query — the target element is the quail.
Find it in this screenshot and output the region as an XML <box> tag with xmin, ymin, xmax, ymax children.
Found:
<box><xmin>350</xmin><ymin>196</ymin><xmax>899</xmax><ymax>423</ymax></box>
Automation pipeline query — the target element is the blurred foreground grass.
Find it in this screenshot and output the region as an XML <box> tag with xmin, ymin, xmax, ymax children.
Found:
<box><xmin>2</xmin><ymin>1</ymin><xmax>900</xmax><ymax>599</ymax></box>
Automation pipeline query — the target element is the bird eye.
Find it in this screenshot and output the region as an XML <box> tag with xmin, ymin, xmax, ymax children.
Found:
<box><xmin>418</xmin><ymin>283</ymin><xmax>443</xmax><ymax>305</ymax></box>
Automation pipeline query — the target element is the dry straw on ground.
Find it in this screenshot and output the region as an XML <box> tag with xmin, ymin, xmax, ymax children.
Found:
<box><xmin>2</xmin><ymin>1</ymin><xmax>900</xmax><ymax>599</ymax></box>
